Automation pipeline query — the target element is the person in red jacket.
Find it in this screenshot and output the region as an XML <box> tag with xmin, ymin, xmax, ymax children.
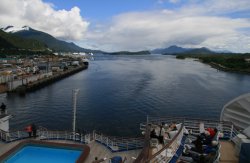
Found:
<box><xmin>207</xmin><ymin>128</ymin><xmax>216</xmax><ymax>139</ymax></box>
<box><xmin>25</xmin><ymin>125</ymin><xmax>32</xmax><ymax>137</ymax></box>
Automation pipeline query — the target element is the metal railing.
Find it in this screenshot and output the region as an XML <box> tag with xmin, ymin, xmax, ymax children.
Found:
<box><xmin>140</xmin><ymin>116</ymin><xmax>240</xmax><ymax>140</ymax></box>
<box><xmin>0</xmin><ymin>127</ymin><xmax>144</xmax><ymax>152</ymax></box>
<box><xmin>0</xmin><ymin>116</ymin><xmax>242</xmax><ymax>158</ymax></box>
<box><xmin>135</xmin><ymin>123</ymin><xmax>185</xmax><ymax>163</ymax></box>
<box><xmin>38</xmin><ymin>130</ymin><xmax>87</xmax><ymax>143</ymax></box>
<box><xmin>94</xmin><ymin>131</ymin><xmax>144</xmax><ymax>152</ymax></box>
<box><xmin>149</xmin><ymin>124</ymin><xmax>184</xmax><ymax>163</ymax></box>
<box><xmin>136</xmin><ymin>116</ymin><xmax>242</xmax><ymax>163</ymax></box>
<box><xmin>0</xmin><ymin>129</ymin><xmax>28</xmax><ymax>142</ymax></box>
<box><xmin>0</xmin><ymin>126</ymin><xmax>91</xmax><ymax>143</ymax></box>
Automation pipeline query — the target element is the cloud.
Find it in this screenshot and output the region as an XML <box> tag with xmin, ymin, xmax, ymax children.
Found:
<box><xmin>84</xmin><ymin>0</ymin><xmax>250</xmax><ymax>52</ymax></box>
<box><xmin>169</xmin><ymin>0</ymin><xmax>180</xmax><ymax>4</ymax></box>
<box><xmin>0</xmin><ymin>0</ymin><xmax>89</xmax><ymax>41</ymax></box>
<box><xmin>157</xmin><ymin>0</ymin><xmax>180</xmax><ymax>4</ymax></box>
<box><xmin>85</xmin><ymin>11</ymin><xmax>250</xmax><ymax>52</ymax></box>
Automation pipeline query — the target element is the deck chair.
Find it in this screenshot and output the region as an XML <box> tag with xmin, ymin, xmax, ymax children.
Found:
<box><xmin>199</xmin><ymin>122</ymin><xmax>205</xmax><ymax>134</ymax></box>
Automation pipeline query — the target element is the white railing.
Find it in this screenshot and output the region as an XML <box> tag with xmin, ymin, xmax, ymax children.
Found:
<box><xmin>0</xmin><ymin>128</ymin><xmax>144</xmax><ymax>152</ymax></box>
<box><xmin>149</xmin><ymin>125</ymin><xmax>184</xmax><ymax>163</ymax></box>
<box><xmin>0</xmin><ymin>127</ymin><xmax>91</xmax><ymax>143</ymax></box>
<box><xmin>94</xmin><ymin>131</ymin><xmax>144</xmax><ymax>152</ymax></box>
<box><xmin>0</xmin><ymin>129</ymin><xmax>28</xmax><ymax>142</ymax></box>
<box><xmin>136</xmin><ymin>117</ymin><xmax>242</xmax><ymax>163</ymax></box>
<box><xmin>38</xmin><ymin>130</ymin><xmax>91</xmax><ymax>144</ymax></box>
<box><xmin>140</xmin><ymin>117</ymin><xmax>240</xmax><ymax>140</ymax></box>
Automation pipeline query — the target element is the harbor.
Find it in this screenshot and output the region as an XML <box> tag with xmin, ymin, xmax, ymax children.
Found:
<box><xmin>0</xmin><ymin>54</ymin><xmax>89</xmax><ymax>94</ymax></box>
<box><xmin>0</xmin><ymin>56</ymin><xmax>250</xmax><ymax>163</ymax></box>
<box><xmin>10</xmin><ymin>64</ymin><xmax>88</xmax><ymax>93</ymax></box>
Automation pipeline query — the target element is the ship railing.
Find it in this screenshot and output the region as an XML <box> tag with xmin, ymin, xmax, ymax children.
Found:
<box><xmin>135</xmin><ymin>123</ymin><xmax>185</xmax><ymax>163</ymax></box>
<box><xmin>0</xmin><ymin>129</ymin><xmax>28</xmax><ymax>142</ymax></box>
<box><xmin>140</xmin><ymin>117</ymin><xmax>241</xmax><ymax>140</ymax></box>
<box><xmin>0</xmin><ymin>127</ymin><xmax>92</xmax><ymax>143</ymax></box>
<box><xmin>38</xmin><ymin>129</ymin><xmax>91</xmax><ymax>144</ymax></box>
<box><xmin>149</xmin><ymin>124</ymin><xmax>184</xmax><ymax>163</ymax></box>
<box><xmin>0</xmin><ymin>128</ymin><xmax>144</xmax><ymax>152</ymax></box>
<box><xmin>93</xmin><ymin>131</ymin><xmax>144</xmax><ymax>152</ymax></box>
<box><xmin>134</xmin><ymin>124</ymin><xmax>151</xmax><ymax>163</ymax></box>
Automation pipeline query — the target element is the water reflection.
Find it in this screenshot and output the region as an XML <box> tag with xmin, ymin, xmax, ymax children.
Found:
<box><xmin>0</xmin><ymin>55</ymin><xmax>250</xmax><ymax>136</ymax></box>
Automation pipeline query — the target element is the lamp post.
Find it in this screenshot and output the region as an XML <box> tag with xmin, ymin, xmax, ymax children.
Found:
<box><xmin>72</xmin><ymin>89</ymin><xmax>79</xmax><ymax>139</ymax></box>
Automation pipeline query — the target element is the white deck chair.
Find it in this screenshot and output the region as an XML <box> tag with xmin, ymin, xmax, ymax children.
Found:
<box><xmin>199</xmin><ymin>122</ymin><xmax>205</xmax><ymax>134</ymax></box>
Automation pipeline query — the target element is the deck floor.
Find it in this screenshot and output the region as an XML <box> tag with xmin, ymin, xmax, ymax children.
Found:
<box><xmin>219</xmin><ymin>140</ymin><xmax>238</xmax><ymax>163</ymax></box>
<box><xmin>85</xmin><ymin>141</ymin><xmax>141</xmax><ymax>163</ymax></box>
<box><xmin>0</xmin><ymin>139</ymin><xmax>240</xmax><ymax>163</ymax></box>
<box><xmin>0</xmin><ymin>140</ymin><xmax>22</xmax><ymax>156</ymax></box>
<box><xmin>0</xmin><ymin>139</ymin><xmax>141</xmax><ymax>163</ymax></box>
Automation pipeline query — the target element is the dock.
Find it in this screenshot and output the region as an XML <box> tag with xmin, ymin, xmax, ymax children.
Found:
<box><xmin>8</xmin><ymin>64</ymin><xmax>88</xmax><ymax>94</ymax></box>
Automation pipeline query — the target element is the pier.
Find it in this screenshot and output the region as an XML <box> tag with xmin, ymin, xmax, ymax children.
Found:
<box><xmin>8</xmin><ymin>64</ymin><xmax>88</xmax><ymax>94</ymax></box>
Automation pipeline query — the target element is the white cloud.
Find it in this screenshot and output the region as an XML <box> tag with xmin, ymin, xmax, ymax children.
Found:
<box><xmin>169</xmin><ymin>0</ymin><xmax>180</xmax><ymax>4</ymax></box>
<box><xmin>0</xmin><ymin>0</ymin><xmax>89</xmax><ymax>41</ymax></box>
<box><xmin>85</xmin><ymin>11</ymin><xmax>250</xmax><ymax>52</ymax></box>
<box><xmin>157</xmin><ymin>0</ymin><xmax>180</xmax><ymax>4</ymax></box>
<box><xmin>1</xmin><ymin>0</ymin><xmax>249</xmax><ymax>52</ymax></box>
<box><xmin>84</xmin><ymin>0</ymin><xmax>250</xmax><ymax>52</ymax></box>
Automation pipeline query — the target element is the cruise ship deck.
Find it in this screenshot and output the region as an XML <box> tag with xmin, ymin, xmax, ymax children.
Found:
<box><xmin>0</xmin><ymin>139</ymin><xmax>141</xmax><ymax>163</ymax></box>
<box><xmin>219</xmin><ymin>141</ymin><xmax>238</xmax><ymax>163</ymax></box>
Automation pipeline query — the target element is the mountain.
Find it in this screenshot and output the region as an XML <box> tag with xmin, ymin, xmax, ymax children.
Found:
<box><xmin>151</xmin><ymin>45</ymin><xmax>190</xmax><ymax>54</ymax></box>
<box><xmin>4</xmin><ymin>26</ymin><xmax>102</xmax><ymax>53</ymax></box>
<box><xmin>1</xmin><ymin>25</ymin><xmax>30</xmax><ymax>33</ymax></box>
<box><xmin>105</xmin><ymin>50</ymin><xmax>151</xmax><ymax>55</ymax></box>
<box><xmin>182</xmin><ymin>47</ymin><xmax>215</xmax><ymax>55</ymax></box>
<box><xmin>151</xmin><ymin>45</ymin><xmax>216</xmax><ymax>55</ymax></box>
<box><xmin>0</xmin><ymin>29</ymin><xmax>47</xmax><ymax>50</ymax></box>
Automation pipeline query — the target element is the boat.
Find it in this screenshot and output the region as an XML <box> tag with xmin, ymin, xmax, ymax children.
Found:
<box><xmin>0</xmin><ymin>93</ymin><xmax>249</xmax><ymax>162</ymax></box>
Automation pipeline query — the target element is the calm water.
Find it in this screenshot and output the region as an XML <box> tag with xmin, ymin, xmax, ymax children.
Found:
<box><xmin>1</xmin><ymin>55</ymin><xmax>250</xmax><ymax>136</ymax></box>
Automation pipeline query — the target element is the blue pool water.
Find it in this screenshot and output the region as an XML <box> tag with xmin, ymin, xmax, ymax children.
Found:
<box><xmin>5</xmin><ymin>145</ymin><xmax>82</xmax><ymax>163</ymax></box>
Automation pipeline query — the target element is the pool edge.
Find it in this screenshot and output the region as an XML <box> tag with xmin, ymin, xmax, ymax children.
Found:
<box><xmin>0</xmin><ymin>140</ymin><xmax>90</xmax><ymax>163</ymax></box>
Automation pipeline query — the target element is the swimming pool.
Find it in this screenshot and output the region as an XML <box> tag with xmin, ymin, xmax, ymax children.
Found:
<box><xmin>5</xmin><ymin>145</ymin><xmax>82</xmax><ymax>163</ymax></box>
<box><xmin>0</xmin><ymin>140</ymin><xmax>90</xmax><ymax>163</ymax></box>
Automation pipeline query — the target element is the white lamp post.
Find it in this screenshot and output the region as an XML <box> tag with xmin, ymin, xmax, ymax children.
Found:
<box><xmin>72</xmin><ymin>89</ymin><xmax>79</xmax><ymax>138</ymax></box>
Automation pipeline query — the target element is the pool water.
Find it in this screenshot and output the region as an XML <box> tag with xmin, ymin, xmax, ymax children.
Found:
<box><xmin>5</xmin><ymin>145</ymin><xmax>82</xmax><ymax>163</ymax></box>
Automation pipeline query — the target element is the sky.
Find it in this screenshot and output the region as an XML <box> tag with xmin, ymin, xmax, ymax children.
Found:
<box><xmin>0</xmin><ymin>0</ymin><xmax>250</xmax><ymax>52</ymax></box>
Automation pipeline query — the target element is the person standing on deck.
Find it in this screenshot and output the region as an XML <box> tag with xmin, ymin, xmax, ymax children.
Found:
<box><xmin>25</xmin><ymin>125</ymin><xmax>32</xmax><ymax>137</ymax></box>
<box><xmin>0</xmin><ymin>103</ymin><xmax>6</xmax><ymax>114</ymax></box>
<box><xmin>32</xmin><ymin>124</ymin><xmax>37</xmax><ymax>137</ymax></box>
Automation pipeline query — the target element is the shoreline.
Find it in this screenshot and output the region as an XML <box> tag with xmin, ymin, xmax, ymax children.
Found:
<box><xmin>204</xmin><ymin>61</ymin><xmax>250</xmax><ymax>75</ymax></box>
<box><xmin>6</xmin><ymin>64</ymin><xmax>88</xmax><ymax>94</ymax></box>
<box><xmin>177</xmin><ymin>56</ymin><xmax>250</xmax><ymax>75</ymax></box>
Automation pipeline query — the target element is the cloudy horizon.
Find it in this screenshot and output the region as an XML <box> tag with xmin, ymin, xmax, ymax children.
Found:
<box><xmin>0</xmin><ymin>0</ymin><xmax>250</xmax><ymax>53</ymax></box>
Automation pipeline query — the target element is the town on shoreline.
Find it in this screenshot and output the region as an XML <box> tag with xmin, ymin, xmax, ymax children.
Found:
<box><xmin>0</xmin><ymin>53</ymin><xmax>89</xmax><ymax>94</ymax></box>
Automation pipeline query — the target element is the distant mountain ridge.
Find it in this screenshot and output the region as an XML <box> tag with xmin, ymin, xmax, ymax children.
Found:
<box><xmin>182</xmin><ymin>47</ymin><xmax>215</xmax><ymax>55</ymax></box>
<box><xmin>151</xmin><ymin>45</ymin><xmax>216</xmax><ymax>55</ymax></box>
<box><xmin>104</xmin><ymin>50</ymin><xmax>150</xmax><ymax>55</ymax></box>
<box><xmin>151</xmin><ymin>45</ymin><xmax>190</xmax><ymax>54</ymax></box>
<box><xmin>2</xmin><ymin>25</ymin><xmax>102</xmax><ymax>53</ymax></box>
